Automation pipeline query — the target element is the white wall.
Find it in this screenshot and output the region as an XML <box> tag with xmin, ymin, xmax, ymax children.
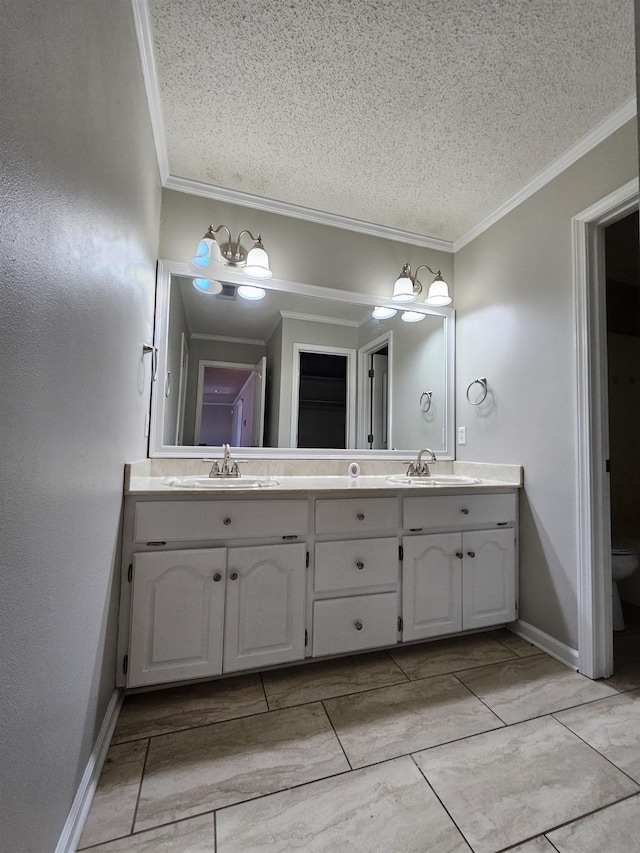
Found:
<box><xmin>454</xmin><ymin>119</ymin><xmax>638</xmax><ymax>650</ymax></box>
<box><xmin>0</xmin><ymin>2</ymin><xmax>160</xmax><ymax>851</ymax></box>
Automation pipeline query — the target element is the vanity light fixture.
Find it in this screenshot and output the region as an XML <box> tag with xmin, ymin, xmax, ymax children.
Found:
<box><xmin>392</xmin><ymin>263</ymin><xmax>451</xmax><ymax>306</ymax></box>
<box><xmin>193</xmin><ymin>225</ymin><xmax>273</xmax><ymax>280</ymax></box>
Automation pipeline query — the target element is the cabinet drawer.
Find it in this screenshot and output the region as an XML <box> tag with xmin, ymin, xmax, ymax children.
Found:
<box><xmin>314</xmin><ymin>537</ymin><xmax>398</xmax><ymax>594</ymax></box>
<box><xmin>312</xmin><ymin>592</ymin><xmax>399</xmax><ymax>657</ymax></box>
<box><xmin>315</xmin><ymin>498</ymin><xmax>398</xmax><ymax>535</ymax></box>
<box><xmin>134</xmin><ymin>500</ymin><xmax>309</xmax><ymax>542</ymax></box>
<box><xmin>403</xmin><ymin>493</ymin><xmax>516</xmax><ymax>530</ymax></box>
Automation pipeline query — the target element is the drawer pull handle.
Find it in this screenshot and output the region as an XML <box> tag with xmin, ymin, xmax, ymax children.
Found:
<box><xmin>357</xmin><ymin>512</ymin><xmax>365</xmax><ymax>521</ymax></box>
<box><xmin>223</xmin><ymin>517</ymin><xmax>232</xmax><ymax>525</ymax></box>
<box><xmin>229</xmin><ymin>571</ymin><xmax>238</xmax><ymax>580</ymax></box>
<box><xmin>460</xmin><ymin>508</ymin><xmax>470</xmax><ymax>515</ymax></box>
<box><xmin>213</xmin><ymin>572</ymin><xmax>222</xmax><ymax>582</ymax></box>
<box><xmin>356</xmin><ymin>561</ymin><xmax>365</xmax><ymax>570</ymax></box>
<box><xmin>355</xmin><ymin>620</ymin><xmax>363</xmax><ymax>631</ymax></box>
<box><xmin>456</xmin><ymin>551</ymin><xmax>464</xmax><ymax>559</ymax></box>
<box><xmin>467</xmin><ymin>551</ymin><xmax>476</xmax><ymax>558</ymax></box>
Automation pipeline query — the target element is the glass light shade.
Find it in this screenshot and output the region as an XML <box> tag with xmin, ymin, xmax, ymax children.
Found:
<box><xmin>392</xmin><ymin>275</ymin><xmax>416</xmax><ymax>302</ymax></box>
<box><xmin>191</xmin><ymin>255</ymin><xmax>210</xmax><ymax>268</ymax></box>
<box><xmin>401</xmin><ymin>310</ymin><xmax>426</xmax><ymax>323</ymax></box>
<box><xmin>193</xmin><ymin>278</ymin><xmax>223</xmax><ymax>294</ymax></box>
<box><xmin>425</xmin><ymin>277</ymin><xmax>452</xmax><ymax>306</ymax></box>
<box><xmin>244</xmin><ymin>244</ymin><xmax>272</xmax><ymax>279</ymax></box>
<box><xmin>372</xmin><ymin>306</ymin><xmax>397</xmax><ymax>320</ymax></box>
<box><xmin>237</xmin><ymin>285</ymin><xmax>266</xmax><ymax>300</ymax></box>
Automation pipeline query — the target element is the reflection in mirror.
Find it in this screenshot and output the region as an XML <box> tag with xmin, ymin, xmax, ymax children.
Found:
<box><xmin>152</xmin><ymin>261</ymin><xmax>454</xmax><ymax>457</ymax></box>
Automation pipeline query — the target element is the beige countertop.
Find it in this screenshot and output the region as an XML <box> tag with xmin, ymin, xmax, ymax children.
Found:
<box><xmin>125</xmin><ymin>464</ymin><xmax>523</xmax><ymax>496</ymax></box>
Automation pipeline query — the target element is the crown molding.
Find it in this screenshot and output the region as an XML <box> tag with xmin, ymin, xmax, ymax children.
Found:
<box><xmin>280</xmin><ymin>310</ymin><xmax>359</xmax><ymax>327</ymax></box>
<box><xmin>454</xmin><ymin>98</ymin><xmax>638</xmax><ymax>251</ymax></box>
<box><xmin>164</xmin><ymin>174</ymin><xmax>454</xmax><ymax>253</ymax></box>
<box><xmin>190</xmin><ymin>332</ymin><xmax>266</xmax><ymax>347</ymax></box>
<box><xmin>131</xmin><ymin>0</ymin><xmax>169</xmax><ymax>183</ymax></box>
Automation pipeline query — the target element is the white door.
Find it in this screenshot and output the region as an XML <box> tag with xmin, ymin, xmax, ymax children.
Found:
<box><xmin>252</xmin><ymin>356</ymin><xmax>267</xmax><ymax>447</ymax></box>
<box><xmin>370</xmin><ymin>352</ymin><xmax>388</xmax><ymax>449</ymax></box>
<box><xmin>462</xmin><ymin>529</ymin><xmax>516</xmax><ymax>630</ymax></box>
<box><xmin>128</xmin><ymin>548</ymin><xmax>226</xmax><ymax>687</ymax></box>
<box><xmin>224</xmin><ymin>542</ymin><xmax>306</xmax><ymax>672</ymax></box>
<box><xmin>175</xmin><ymin>333</ymin><xmax>189</xmax><ymax>445</ymax></box>
<box><xmin>402</xmin><ymin>534</ymin><xmax>462</xmax><ymax>641</ymax></box>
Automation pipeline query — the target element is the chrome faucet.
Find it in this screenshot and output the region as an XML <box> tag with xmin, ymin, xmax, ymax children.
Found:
<box><xmin>405</xmin><ymin>448</ymin><xmax>436</xmax><ymax>477</ymax></box>
<box><xmin>208</xmin><ymin>444</ymin><xmax>241</xmax><ymax>478</ymax></box>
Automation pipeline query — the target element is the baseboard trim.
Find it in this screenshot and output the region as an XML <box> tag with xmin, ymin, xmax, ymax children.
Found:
<box><xmin>509</xmin><ymin>620</ymin><xmax>579</xmax><ymax>672</ymax></box>
<box><xmin>54</xmin><ymin>689</ymin><xmax>124</xmax><ymax>853</ymax></box>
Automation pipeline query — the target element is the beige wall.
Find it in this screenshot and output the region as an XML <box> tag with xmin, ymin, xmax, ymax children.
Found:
<box><xmin>454</xmin><ymin>119</ymin><xmax>638</xmax><ymax>650</ymax></box>
<box><xmin>0</xmin><ymin>2</ymin><xmax>160</xmax><ymax>850</ymax></box>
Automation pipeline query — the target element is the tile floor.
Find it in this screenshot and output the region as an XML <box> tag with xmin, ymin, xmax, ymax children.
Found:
<box><xmin>78</xmin><ymin>610</ymin><xmax>640</xmax><ymax>853</ymax></box>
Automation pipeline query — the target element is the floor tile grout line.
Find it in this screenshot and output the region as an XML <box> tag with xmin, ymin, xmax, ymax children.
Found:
<box><xmin>551</xmin><ymin>713</ymin><xmax>640</xmax><ymax>789</ymax></box>
<box><xmin>536</xmin><ymin>789</ymin><xmax>640</xmax><ymax>845</ymax></box>
<box><xmin>266</xmin><ymin>672</ymin><xmax>411</xmax><ymax>711</ymax></box>
<box><xmin>320</xmin><ymin>697</ymin><xmax>354</xmax><ymax>771</ymax></box>
<box><xmin>76</xmin><ymin>811</ymin><xmax>217</xmax><ymax>851</ymax></box>
<box><xmin>129</xmin><ymin>737</ymin><xmax>151</xmax><ymax>837</ymax></box>
<box><xmin>408</xmin><ymin>753</ymin><xmax>474</xmax><ymax>852</ymax></box>
<box><xmin>450</xmin><ymin>671</ymin><xmax>510</xmax><ymax>727</ymax></box>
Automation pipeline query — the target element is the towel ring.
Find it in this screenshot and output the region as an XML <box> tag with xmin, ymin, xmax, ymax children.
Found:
<box><xmin>466</xmin><ymin>377</ymin><xmax>488</xmax><ymax>406</ymax></box>
<box><xmin>420</xmin><ymin>391</ymin><xmax>433</xmax><ymax>413</ymax></box>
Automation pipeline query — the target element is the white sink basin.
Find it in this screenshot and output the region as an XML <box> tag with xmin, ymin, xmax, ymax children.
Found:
<box><xmin>163</xmin><ymin>476</ymin><xmax>279</xmax><ymax>489</ymax></box>
<box><xmin>386</xmin><ymin>475</ymin><xmax>481</xmax><ymax>486</ymax></box>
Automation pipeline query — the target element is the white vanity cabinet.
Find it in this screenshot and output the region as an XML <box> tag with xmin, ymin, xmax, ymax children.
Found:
<box><xmin>128</xmin><ymin>548</ymin><xmax>227</xmax><ymax>687</ymax></box>
<box><xmin>401</xmin><ymin>494</ymin><xmax>517</xmax><ymax>642</ymax></box>
<box><xmin>223</xmin><ymin>542</ymin><xmax>306</xmax><ymax>672</ymax></box>
<box><xmin>120</xmin><ymin>498</ymin><xmax>309</xmax><ymax>688</ymax></box>
<box><xmin>119</xmin><ymin>484</ymin><xmax>519</xmax><ymax>689</ymax></box>
<box><xmin>311</xmin><ymin>498</ymin><xmax>400</xmax><ymax>657</ymax></box>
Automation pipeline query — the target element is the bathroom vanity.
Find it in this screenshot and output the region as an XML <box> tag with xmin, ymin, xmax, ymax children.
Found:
<box><xmin>117</xmin><ymin>466</ymin><xmax>521</xmax><ymax>689</ymax></box>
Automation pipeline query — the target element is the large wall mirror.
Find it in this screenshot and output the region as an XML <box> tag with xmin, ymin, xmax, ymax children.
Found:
<box><xmin>150</xmin><ymin>260</ymin><xmax>455</xmax><ymax>458</ymax></box>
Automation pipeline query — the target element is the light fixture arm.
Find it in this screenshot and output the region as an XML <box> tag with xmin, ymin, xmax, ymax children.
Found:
<box><xmin>413</xmin><ymin>264</ymin><xmax>440</xmax><ymax>286</ymax></box>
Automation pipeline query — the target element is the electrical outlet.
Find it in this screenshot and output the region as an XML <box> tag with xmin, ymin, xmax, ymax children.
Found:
<box><xmin>457</xmin><ymin>426</ymin><xmax>466</xmax><ymax>445</ymax></box>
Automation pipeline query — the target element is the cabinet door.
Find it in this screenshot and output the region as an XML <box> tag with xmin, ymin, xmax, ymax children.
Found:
<box><xmin>462</xmin><ymin>529</ymin><xmax>516</xmax><ymax>630</ymax></box>
<box><xmin>402</xmin><ymin>534</ymin><xmax>462</xmax><ymax>641</ymax></box>
<box><xmin>224</xmin><ymin>542</ymin><xmax>306</xmax><ymax>672</ymax></box>
<box><xmin>128</xmin><ymin>549</ymin><xmax>226</xmax><ymax>687</ymax></box>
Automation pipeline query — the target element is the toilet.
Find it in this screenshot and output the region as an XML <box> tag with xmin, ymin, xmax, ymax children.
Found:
<box><xmin>611</xmin><ymin>542</ymin><xmax>639</xmax><ymax>631</ymax></box>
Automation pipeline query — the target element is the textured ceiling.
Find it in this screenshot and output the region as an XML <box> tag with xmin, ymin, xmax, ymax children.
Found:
<box><xmin>148</xmin><ymin>0</ymin><xmax>635</xmax><ymax>242</ymax></box>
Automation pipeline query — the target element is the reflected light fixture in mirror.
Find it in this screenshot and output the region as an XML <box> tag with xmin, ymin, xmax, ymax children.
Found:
<box><xmin>401</xmin><ymin>310</ymin><xmax>427</xmax><ymax>323</ymax></box>
<box><xmin>392</xmin><ymin>263</ymin><xmax>451</xmax><ymax>306</ymax></box>
<box><xmin>372</xmin><ymin>306</ymin><xmax>398</xmax><ymax>320</ymax></box>
<box><xmin>193</xmin><ymin>225</ymin><xmax>273</xmax><ymax>280</ymax></box>
<box><xmin>193</xmin><ymin>278</ymin><xmax>223</xmax><ymax>293</ymax></box>
<box><xmin>237</xmin><ymin>285</ymin><xmax>266</xmax><ymax>300</ymax></box>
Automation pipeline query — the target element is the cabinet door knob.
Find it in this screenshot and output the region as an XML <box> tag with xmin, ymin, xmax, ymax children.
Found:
<box><xmin>467</xmin><ymin>551</ymin><xmax>475</xmax><ymax>558</ymax></box>
<box><xmin>356</xmin><ymin>561</ymin><xmax>364</xmax><ymax>570</ymax></box>
<box><xmin>229</xmin><ymin>571</ymin><xmax>238</xmax><ymax>580</ymax></box>
<box><xmin>223</xmin><ymin>517</ymin><xmax>232</xmax><ymax>525</ymax></box>
<box><xmin>355</xmin><ymin>620</ymin><xmax>363</xmax><ymax>630</ymax></box>
<box><xmin>357</xmin><ymin>512</ymin><xmax>365</xmax><ymax>521</ymax></box>
<box><xmin>456</xmin><ymin>551</ymin><xmax>464</xmax><ymax>559</ymax></box>
<box><xmin>213</xmin><ymin>572</ymin><xmax>222</xmax><ymax>582</ymax></box>
<box><xmin>460</xmin><ymin>508</ymin><xmax>470</xmax><ymax>515</ymax></box>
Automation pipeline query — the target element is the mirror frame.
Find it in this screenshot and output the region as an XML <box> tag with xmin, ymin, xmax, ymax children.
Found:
<box><xmin>150</xmin><ymin>259</ymin><xmax>456</xmax><ymax>459</ymax></box>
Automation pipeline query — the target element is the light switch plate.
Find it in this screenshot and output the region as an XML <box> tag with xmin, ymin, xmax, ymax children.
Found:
<box><xmin>457</xmin><ymin>426</ymin><xmax>466</xmax><ymax>445</ymax></box>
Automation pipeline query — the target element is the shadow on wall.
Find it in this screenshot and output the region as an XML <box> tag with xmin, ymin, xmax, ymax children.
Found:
<box><xmin>516</xmin><ymin>490</ymin><xmax>576</xmax><ymax>651</ymax></box>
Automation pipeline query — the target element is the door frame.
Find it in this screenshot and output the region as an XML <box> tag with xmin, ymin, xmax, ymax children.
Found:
<box><xmin>573</xmin><ymin>177</ymin><xmax>638</xmax><ymax>679</ymax></box>
<box><xmin>357</xmin><ymin>330</ymin><xmax>393</xmax><ymax>449</ymax></box>
<box><xmin>194</xmin><ymin>359</ymin><xmax>255</xmax><ymax>445</ymax></box>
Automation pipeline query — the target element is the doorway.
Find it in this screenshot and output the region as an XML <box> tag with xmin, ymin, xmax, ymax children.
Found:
<box><xmin>604</xmin><ymin>210</ymin><xmax>640</xmax><ymax>651</ymax></box>
<box><xmin>573</xmin><ymin>178</ymin><xmax>638</xmax><ymax>679</ymax></box>
<box><xmin>290</xmin><ymin>344</ymin><xmax>356</xmax><ymax>448</ymax></box>
<box><xmin>194</xmin><ymin>358</ymin><xmax>267</xmax><ymax>447</ymax></box>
